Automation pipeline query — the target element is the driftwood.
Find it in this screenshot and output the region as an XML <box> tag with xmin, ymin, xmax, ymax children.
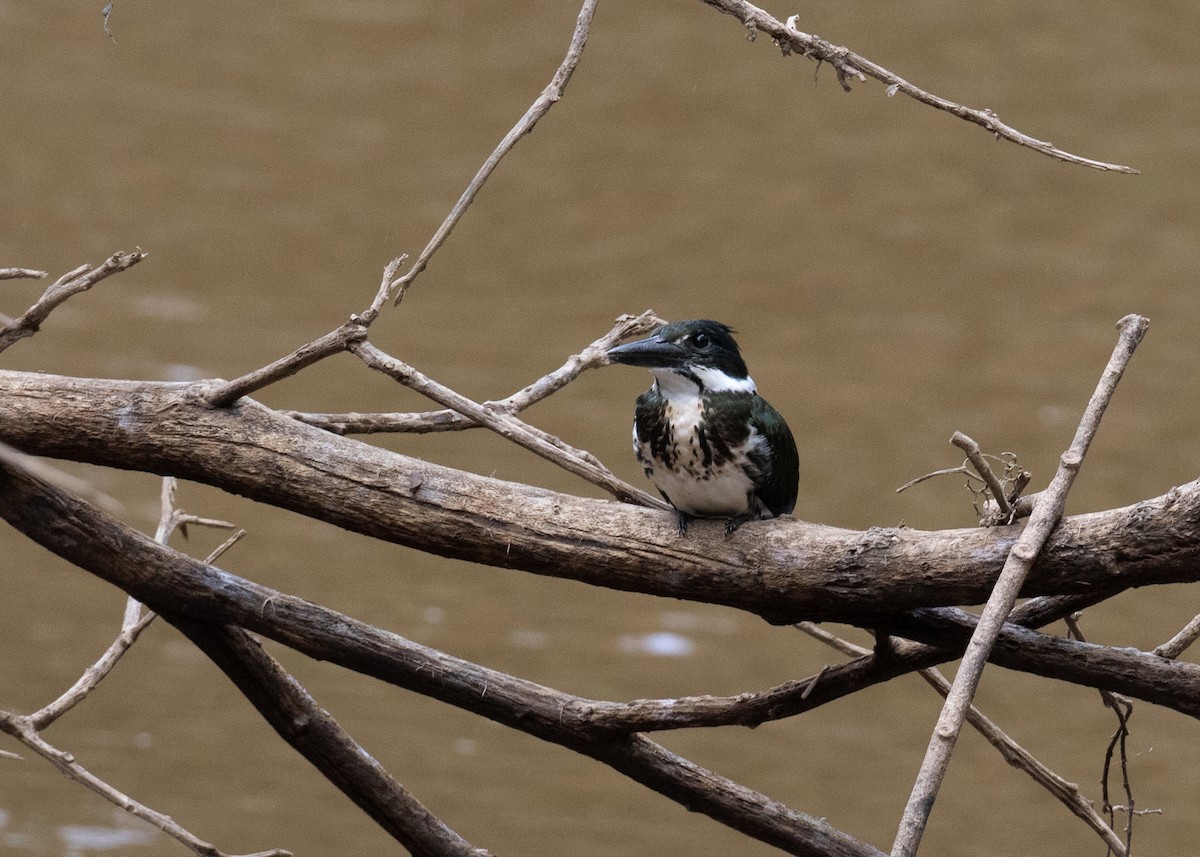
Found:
<box><xmin>1</xmin><ymin>353</ymin><xmax>1199</xmax><ymax>856</ymax></box>
<box><xmin>2</xmin><ymin>2</ymin><xmax>1186</xmax><ymax>856</ymax></box>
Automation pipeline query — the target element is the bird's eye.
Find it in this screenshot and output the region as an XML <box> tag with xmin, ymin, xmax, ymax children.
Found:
<box><xmin>692</xmin><ymin>332</ymin><xmax>710</xmax><ymax>349</ymax></box>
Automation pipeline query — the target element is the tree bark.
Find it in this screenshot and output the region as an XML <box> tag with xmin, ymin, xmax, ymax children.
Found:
<box><xmin>2</xmin><ymin>370</ymin><xmax>1197</xmax><ymax>624</ymax></box>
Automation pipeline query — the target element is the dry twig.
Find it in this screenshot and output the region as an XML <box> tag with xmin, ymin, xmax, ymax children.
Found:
<box><xmin>0</xmin><ymin>250</ymin><xmax>145</xmax><ymax>352</ymax></box>
<box><xmin>950</xmin><ymin>432</ymin><xmax>1014</xmax><ymax>520</ymax></box>
<box><xmin>1154</xmin><ymin>613</ymin><xmax>1200</xmax><ymax>660</ymax></box>
<box><xmin>1064</xmin><ymin>614</ymin><xmax>1148</xmax><ymax>855</ymax></box>
<box><xmin>0</xmin><ymin>713</ymin><xmax>290</xmax><ymax>857</ymax></box>
<box><xmin>0</xmin><ymin>475</ymin><xmax>291</xmax><ymax>857</ymax></box>
<box><xmin>285</xmin><ymin>310</ymin><xmax>664</xmax><ymax>435</ymax></box>
<box><xmin>0</xmin><ymin>267</ymin><xmax>48</xmax><ymax>280</ymax></box>
<box><xmin>892</xmin><ymin>314</ymin><xmax>1149</xmax><ymax>857</ymax></box>
<box><xmin>798</xmin><ymin>623</ymin><xmax>1127</xmax><ymax>856</ymax></box>
<box><xmin>700</xmin><ymin>0</ymin><xmax>1138</xmax><ymax>173</ymax></box>
<box><xmin>350</xmin><ymin>339</ymin><xmax>668</xmax><ymax>508</ymax></box>
<box><xmin>388</xmin><ymin>0</ymin><xmax>598</xmax><ymax>304</ymax></box>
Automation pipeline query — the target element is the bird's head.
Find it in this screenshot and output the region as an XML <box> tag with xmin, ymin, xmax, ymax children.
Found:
<box><xmin>606</xmin><ymin>319</ymin><xmax>754</xmax><ymax>393</ymax></box>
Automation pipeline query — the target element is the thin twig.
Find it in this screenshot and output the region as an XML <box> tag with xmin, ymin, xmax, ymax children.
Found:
<box><xmin>797</xmin><ymin>623</ymin><xmax>1127</xmax><ymax>856</ymax></box>
<box><xmin>1065</xmin><ymin>614</ymin><xmax>1142</xmax><ymax>856</ymax></box>
<box><xmin>203</xmin><ymin>322</ymin><xmax>368</xmax><ymax>408</ymax></box>
<box><xmin>891</xmin><ymin>314</ymin><xmax>1149</xmax><ymax>857</ymax></box>
<box><xmin>286</xmin><ymin>310</ymin><xmax>664</xmax><ymax>435</ymax></box>
<box><xmin>699</xmin><ymin>0</ymin><xmax>1137</xmax><ymax>173</ymax></box>
<box><xmin>950</xmin><ymin>432</ymin><xmax>1013</xmax><ymax>519</ymax></box>
<box><xmin>0</xmin><ymin>251</ymin><xmax>146</xmax><ymax>352</ymax></box>
<box><xmin>28</xmin><ymin>611</ymin><xmax>158</xmax><ymax>731</ymax></box>
<box><xmin>205</xmin><ymin>529</ymin><xmax>248</xmax><ymax>564</ymax></box>
<box><xmin>1154</xmin><ymin>613</ymin><xmax>1200</xmax><ymax>660</ymax></box>
<box><xmin>356</xmin><ymin>255</ymin><xmax>407</xmax><ymax>327</ymax></box>
<box><xmin>0</xmin><ymin>716</ymin><xmax>290</xmax><ymax>857</ymax></box>
<box><xmin>895</xmin><ymin>465</ymin><xmax>971</xmax><ymax>494</ymax></box>
<box><xmin>390</xmin><ymin>0</ymin><xmax>598</xmax><ymax>304</ymax></box>
<box><xmin>350</xmin><ymin>340</ymin><xmax>668</xmax><ymax>508</ymax></box>
<box><xmin>194</xmin><ymin>0</ymin><xmax>600</xmax><ymax>412</ymax></box>
<box><xmin>0</xmin><ymin>267</ymin><xmax>48</xmax><ymax>281</ymax></box>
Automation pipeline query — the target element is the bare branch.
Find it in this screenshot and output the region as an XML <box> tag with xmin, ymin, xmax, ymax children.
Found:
<box><xmin>699</xmin><ymin>0</ymin><xmax>1138</xmax><ymax>173</ymax></box>
<box><xmin>350</xmin><ymin>339</ymin><xmax>668</xmax><ymax>508</ymax></box>
<box><xmin>0</xmin><ymin>267</ymin><xmax>48</xmax><ymax>281</ymax></box>
<box><xmin>286</xmin><ymin>310</ymin><xmax>664</xmax><ymax>435</ymax></box>
<box><xmin>390</xmin><ymin>0</ymin><xmax>599</xmax><ymax>304</ymax></box>
<box><xmin>203</xmin><ymin>321</ymin><xmax>368</xmax><ymax>408</ymax></box>
<box><xmin>205</xmin><ymin>528</ymin><xmax>247</xmax><ymax>564</ymax></box>
<box><xmin>950</xmin><ymin>432</ymin><xmax>1014</xmax><ymax>520</ymax></box>
<box><xmin>799</xmin><ymin>623</ymin><xmax>1128</xmax><ymax>856</ymax></box>
<box><xmin>0</xmin><ymin>457</ymin><xmax>884</xmax><ymax>857</ymax></box>
<box><xmin>0</xmin><ymin>712</ymin><xmax>289</xmax><ymax>857</ymax></box>
<box><xmin>4</xmin><ymin>368</ymin><xmax>1199</xmax><ymax>624</ymax></box>
<box><xmin>0</xmin><ymin>250</ymin><xmax>146</xmax><ymax>352</ymax></box>
<box><xmin>189</xmin><ymin>1</ymin><xmax>602</xmax><ymax>414</ymax></box>
<box><xmin>357</xmin><ymin>255</ymin><xmax>407</xmax><ymax>327</ymax></box>
<box><xmin>27</xmin><ymin>610</ymin><xmax>157</xmax><ymax>731</ymax></box>
<box><xmin>1154</xmin><ymin>612</ymin><xmax>1200</xmax><ymax>660</ymax></box>
<box><xmin>892</xmin><ymin>314</ymin><xmax>1149</xmax><ymax>857</ymax></box>
<box><xmin>895</xmin><ymin>464</ymin><xmax>972</xmax><ymax>494</ymax></box>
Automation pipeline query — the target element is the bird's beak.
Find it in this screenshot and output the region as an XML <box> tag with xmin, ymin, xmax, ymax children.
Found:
<box><xmin>606</xmin><ymin>333</ymin><xmax>687</xmax><ymax>369</ymax></box>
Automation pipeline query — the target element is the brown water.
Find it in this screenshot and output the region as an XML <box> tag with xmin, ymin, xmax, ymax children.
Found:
<box><xmin>3</xmin><ymin>1</ymin><xmax>1200</xmax><ymax>855</ymax></box>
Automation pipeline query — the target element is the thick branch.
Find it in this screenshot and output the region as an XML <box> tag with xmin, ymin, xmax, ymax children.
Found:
<box><xmin>0</xmin><ymin>267</ymin><xmax>48</xmax><ymax>280</ymax></box>
<box><xmin>0</xmin><ymin>458</ymin><xmax>881</xmax><ymax>857</ymax></box>
<box><xmin>1</xmin><ymin>370</ymin><xmax>1197</xmax><ymax>623</ymax></box>
<box><xmin>170</xmin><ymin>617</ymin><xmax>491</xmax><ymax>857</ymax></box>
<box><xmin>886</xmin><ymin>608</ymin><xmax>1200</xmax><ymax>718</ymax></box>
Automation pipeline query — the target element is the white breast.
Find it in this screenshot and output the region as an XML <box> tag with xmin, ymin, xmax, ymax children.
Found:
<box><xmin>634</xmin><ymin>373</ymin><xmax>765</xmax><ymax>518</ymax></box>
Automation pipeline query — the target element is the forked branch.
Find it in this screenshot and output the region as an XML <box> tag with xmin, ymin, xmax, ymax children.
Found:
<box><xmin>700</xmin><ymin>0</ymin><xmax>1138</xmax><ymax>173</ymax></box>
<box><xmin>892</xmin><ymin>314</ymin><xmax>1150</xmax><ymax>857</ymax></box>
<box><xmin>0</xmin><ymin>250</ymin><xmax>145</xmax><ymax>352</ymax></box>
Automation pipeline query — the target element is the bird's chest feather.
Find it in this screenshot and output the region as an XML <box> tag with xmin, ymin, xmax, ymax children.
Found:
<box><xmin>633</xmin><ymin>390</ymin><xmax>763</xmax><ymax>516</ymax></box>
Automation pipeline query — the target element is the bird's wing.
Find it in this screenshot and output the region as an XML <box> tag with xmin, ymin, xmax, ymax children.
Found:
<box><xmin>747</xmin><ymin>396</ymin><xmax>799</xmax><ymax>517</ymax></box>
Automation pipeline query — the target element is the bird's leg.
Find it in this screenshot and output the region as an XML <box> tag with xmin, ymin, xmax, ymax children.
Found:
<box><xmin>872</xmin><ymin>630</ymin><xmax>896</xmax><ymax>663</ymax></box>
<box><xmin>676</xmin><ymin>510</ymin><xmax>695</xmax><ymax>535</ymax></box>
<box><xmin>723</xmin><ymin>512</ymin><xmax>757</xmax><ymax>535</ymax></box>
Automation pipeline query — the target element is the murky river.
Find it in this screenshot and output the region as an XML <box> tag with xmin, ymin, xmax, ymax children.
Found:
<box><xmin>3</xmin><ymin>1</ymin><xmax>1199</xmax><ymax>855</ymax></box>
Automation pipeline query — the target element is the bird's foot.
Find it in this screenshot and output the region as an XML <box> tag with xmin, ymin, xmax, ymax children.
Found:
<box><xmin>675</xmin><ymin>511</ymin><xmax>695</xmax><ymax>535</ymax></box>
<box><xmin>724</xmin><ymin>513</ymin><xmax>757</xmax><ymax>535</ymax></box>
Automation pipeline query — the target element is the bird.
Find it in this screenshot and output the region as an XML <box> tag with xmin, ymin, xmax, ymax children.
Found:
<box><xmin>606</xmin><ymin>319</ymin><xmax>799</xmax><ymax>535</ymax></box>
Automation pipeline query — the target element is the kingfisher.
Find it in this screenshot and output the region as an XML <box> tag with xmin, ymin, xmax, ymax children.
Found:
<box><xmin>607</xmin><ymin>319</ymin><xmax>799</xmax><ymax>534</ymax></box>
